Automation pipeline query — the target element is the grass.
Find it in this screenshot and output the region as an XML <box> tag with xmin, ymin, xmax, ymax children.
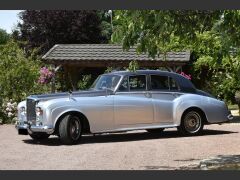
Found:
<box><xmin>211</xmin><ymin>164</ymin><xmax>240</xmax><ymax>170</ymax></box>
<box><xmin>228</xmin><ymin>104</ymin><xmax>239</xmax><ymax>110</ymax></box>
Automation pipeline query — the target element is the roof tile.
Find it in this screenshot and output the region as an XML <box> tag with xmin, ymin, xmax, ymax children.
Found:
<box><xmin>42</xmin><ymin>44</ymin><xmax>190</xmax><ymax>62</ymax></box>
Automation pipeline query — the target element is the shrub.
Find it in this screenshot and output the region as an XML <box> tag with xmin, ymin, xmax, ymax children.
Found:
<box><xmin>77</xmin><ymin>74</ymin><xmax>92</xmax><ymax>90</ymax></box>
<box><xmin>0</xmin><ymin>40</ymin><xmax>51</xmax><ymax>123</ymax></box>
<box><xmin>1</xmin><ymin>99</ymin><xmax>18</xmax><ymax>124</ymax></box>
<box><xmin>127</xmin><ymin>60</ymin><xmax>139</xmax><ymax>72</ymax></box>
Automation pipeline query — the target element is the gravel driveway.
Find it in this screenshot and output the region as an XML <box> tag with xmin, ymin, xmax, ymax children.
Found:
<box><xmin>0</xmin><ymin>123</ymin><xmax>240</xmax><ymax>170</ymax></box>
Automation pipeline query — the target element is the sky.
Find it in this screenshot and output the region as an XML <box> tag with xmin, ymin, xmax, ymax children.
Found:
<box><xmin>0</xmin><ymin>10</ymin><xmax>22</xmax><ymax>33</ymax></box>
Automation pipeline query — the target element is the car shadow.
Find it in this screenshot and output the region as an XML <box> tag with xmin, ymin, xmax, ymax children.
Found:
<box><xmin>174</xmin><ymin>158</ymin><xmax>202</xmax><ymax>162</ymax></box>
<box><xmin>229</xmin><ymin>115</ymin><xmax>240</xmax><ymax>123</ymax></box>
<box><xmin>22</xmin><ymin>129</ymin><xmax>238</xmax><ymax>146</ymax></box>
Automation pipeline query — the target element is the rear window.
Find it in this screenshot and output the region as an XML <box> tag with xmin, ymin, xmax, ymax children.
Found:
<box><xmin>150</xmin><ymin>75</ymin><xmax>179</xmax><ymax>91</ymax></box>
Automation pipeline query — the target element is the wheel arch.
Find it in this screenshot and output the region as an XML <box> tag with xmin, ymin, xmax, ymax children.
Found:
<box><xmin>181</xmin><ymin>106</ymin><xmax>208</xmax><ymax>124</ymax></box>
<box><xmin>54</xmin><ymin>111</ymin><xmax>91</xmax><ymax>135</ymax></box>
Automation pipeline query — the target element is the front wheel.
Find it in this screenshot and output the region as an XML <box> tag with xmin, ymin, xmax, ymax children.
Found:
<box><xmin>177</xmin><ymin>110</ymin><xmax>204</xmax><ymax>136</ymax></box>
<box><xmin>59</xmin><ymin>114</ymin><xmax>82</xmax><ymax>145</ymax></box>
<box><xmin>29</xmin><ymin>132</ymin><xmax>50</xmax><ymax>140</ymax></box>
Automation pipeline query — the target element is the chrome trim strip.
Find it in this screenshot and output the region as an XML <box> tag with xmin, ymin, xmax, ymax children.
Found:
<box><xmin>113</xmin><ymin>75</ymin><xmax>124</xmax><ymax>92</ymax></box>
<box><xmin>94</xmin><ymin>124</ymin><xmax>178</xmax><ymax>133</ymax></box>
<box><xmin>115</xmin><ymin>91</ymin><xmax>185</xmax><ymax>95</ymax></box>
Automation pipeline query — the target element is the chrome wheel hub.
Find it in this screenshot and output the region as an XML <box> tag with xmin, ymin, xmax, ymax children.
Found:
<box><xmin>69</xmin><ymin>117</ymin><xmax>81</xmax><ymax>140</ymax></box>
<box><xmin>184</xmin><ymin>111</ymin><xmax>201</xmax><ymax>133</ymax></box>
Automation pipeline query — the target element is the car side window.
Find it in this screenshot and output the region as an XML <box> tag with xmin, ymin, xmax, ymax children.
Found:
<box><xmin>150</xmin><ymin>75</ymin><xmax>169</xmax><ymax>90</ymax></box>
<box><xmin>118</xmin><ymin>76</ymin><xmax>129</xmax><ymax>92</ymax></box>
<box><xmin>169</xmin><ymin>77</ymin><xmax>179</xmax><ymax>90</ymax></box>
<box><xmin>150</xmin><ymin>75</ymin><xmax>179</xmax><ymax>91</ymax></box>
<box><xmin>129</xmin><ymin>75</ymin><xmax>146</xmax><ymax>91</ymax></box>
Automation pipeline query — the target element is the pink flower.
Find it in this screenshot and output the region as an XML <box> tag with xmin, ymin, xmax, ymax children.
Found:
<box><xmin>38</xmin><ymin>67</ymin><xmax>55</xmax><ymax>84</ymax></box>
<box><xmin>179</xmin><ymin>72</ymin><xmax>192</xmax><ymax>80</ymax></box>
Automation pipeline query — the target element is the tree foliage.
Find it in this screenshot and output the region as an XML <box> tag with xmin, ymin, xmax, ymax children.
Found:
<box><xmin>112</xmin><ymin>10</ymin><xmax>222</xmax><ymax>57</ymax></box>
<box><xmin>16</xmin><ymin>10</ymin><xmax>111</xmax><ymax>54</ymax></box>
<box><xmin>127</xmin><ymin>60</ymin><xmax>139</xmax><ymax>72</ymax></box>
<box><xmin>77</xmin><ymin>74</ymin><xmax>92</xmax><ymax>90</ymax></box>
<box><xmin>112</xmin><ymin>10</ymin><xmax>240</xmax><ymax>108</ymax></box>
<box><xmin>0</xmin><ymin>28</ymin><xmax>9</xmax><ymax>44</ymax></box>
<box><xmin>0</xmin><ymin>40</ymin><xmax>48</xmax><ymax>103</ymax></box>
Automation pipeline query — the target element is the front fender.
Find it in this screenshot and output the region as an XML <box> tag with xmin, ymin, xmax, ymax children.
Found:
<box><xmin>49</xmin><ymin>106</ymin><xmax>88</xmax><ymax>129</ymax></box>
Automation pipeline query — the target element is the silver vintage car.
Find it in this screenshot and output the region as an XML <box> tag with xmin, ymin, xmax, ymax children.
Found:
<box><xmin>16</xmin><ymin>70</ymin><xmax>233</xmax><ymax>144</ymax></box>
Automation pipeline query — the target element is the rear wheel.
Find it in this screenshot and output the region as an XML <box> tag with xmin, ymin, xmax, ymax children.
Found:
<box><xmin>59</xmin><ymin>114</ymin><xmax>82</xmax><ymax>145</ymax></box>
<box><xmin>177</xmin><ymin>110</ymin><xmax>204</xmax><ymax>135</ymax></box>
<box><xmin>146</xmin><ymin>128</ymin><xmax>164</xmax><ymax>134</ymax></box>
<box><xmin>29</xmin><ymin>132</ymin><xmax>50</xmax><ymax>140</ymax></box>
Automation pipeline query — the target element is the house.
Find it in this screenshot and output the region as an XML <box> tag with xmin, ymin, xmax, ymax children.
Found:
<box><xmin>42</xmin><ymin>44</ymin><xmax>191</xmax><ymax>91</ymax></box>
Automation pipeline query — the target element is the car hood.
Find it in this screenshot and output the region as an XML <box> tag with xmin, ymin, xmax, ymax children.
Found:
<box><xmin>27</xmin><ymin>89</ymin><xmax>109</xmax><ymax>101</ymax></box>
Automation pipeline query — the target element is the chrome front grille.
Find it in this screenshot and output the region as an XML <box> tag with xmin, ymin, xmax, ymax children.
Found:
<box><xmin>26</xmin><ymin>98</ymin><xmax>36</xmax><ymax>125</ymax></box>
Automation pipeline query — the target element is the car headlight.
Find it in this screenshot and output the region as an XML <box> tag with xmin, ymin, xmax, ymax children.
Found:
<box><xmin>36</xmin><ymin>107</ymin><xmax>43</xmax><ymax>126</ymax></box>
<box><xmin>20</xmin><ymin>106</ymin><xmax>26</xmax><ymax>113</ymax></box>
<box><xmin>36</xmin><ymin>107</ymin><xmax>43</xmax><ymax>116</ymax></box>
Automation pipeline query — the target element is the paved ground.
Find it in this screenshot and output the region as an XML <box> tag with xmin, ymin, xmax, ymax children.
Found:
<box><xmin>0</xmin><ymin>122</ymin><xmax>240</xmax><ymax>170</ymax></box>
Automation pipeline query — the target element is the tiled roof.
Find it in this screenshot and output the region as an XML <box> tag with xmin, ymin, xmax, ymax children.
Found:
<box><xmin>42</xmin><ymin>44</ymin><xmax>190</xmax><ymax>62</ymax></box>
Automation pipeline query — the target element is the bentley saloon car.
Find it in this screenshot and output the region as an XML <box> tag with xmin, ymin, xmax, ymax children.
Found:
<box><xmin>16</xmin><ymin>70</ymin><xmax>233</xmax><ymax>145</ymax></box>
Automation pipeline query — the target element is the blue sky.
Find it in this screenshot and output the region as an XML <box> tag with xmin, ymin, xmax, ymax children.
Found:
<box><xmin>0</xmin><ymin>10</ymin><xmax>22</xmax><ymax>33</ymax></box>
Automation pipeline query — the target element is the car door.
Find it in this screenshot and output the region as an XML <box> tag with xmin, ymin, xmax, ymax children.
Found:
<box><xmin>149</xmin><ymin>75</ymin><xmax>181</xmax><ymax>123</ymax></box>
<box><xmin>114</xmin><ymin>75</ymin><xmax>154</xmax><ymax>125</ymax></box>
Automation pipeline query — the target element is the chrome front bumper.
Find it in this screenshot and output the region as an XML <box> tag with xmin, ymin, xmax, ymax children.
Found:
<box><xmin>15</xmin><ymin>121</ymin><xmax>28</xmax><ymax>135</ymax></box>
<box><xmin>15</xmin><ymin>122</ymin><xmax>28</xmax><ymax>129</ymax></box>
<box><xmin>27</xmin><ymin>125</ymin><xmax>54</xmax><ymax>134</ymax></box>
<box><xmin>16</xmin><ymin>121</ymin><xmax>54</xmax><ymax>135</ymax></box>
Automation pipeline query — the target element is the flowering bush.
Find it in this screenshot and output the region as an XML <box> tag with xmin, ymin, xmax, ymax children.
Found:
<box><xmin>178</xmin><ymin>71</ymin><xmax>192</xmax><ymax>80</ymax></box>
<box><xmin>1</xmin><ymin>99</ymin><xmax>18</xmax><ymax>124</ymax></box>
<box><xmin>38</xmin><ymin>66</ymin><xmax>55</xmax><ymax>84</ymax></box>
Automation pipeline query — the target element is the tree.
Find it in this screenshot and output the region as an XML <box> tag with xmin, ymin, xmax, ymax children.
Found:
<box><xmin>0</xmin><ymin>40</ymin><xmax>51</xmax><ymax>123</ymax></box>
<box><xmin>98</xmin><ymin>10</ymin><xmax>113</xmax><ymax>43</ymax></box>
<box><xmin>16</xmin><ymin>10</ymin><xmax>111</xmax><ymax>54</ymax></box>
<box><xmin>112</xmin><ymin>10</ymin><xmax>222</xmax><ymax>57</ymax></box>
<box><xmin>0</xmin><ymin>28</ymin><xmax>9</xmax><ymax>44</ymax></box>
<box><xmin>111</xmin><ymin>10</ymin><xmax>240</xmax><ymax>112</ymax></box>
<box><xmin>191</xmin><ymin>11</ymin><xmax>240</xmax><ymax>108</ymax></box>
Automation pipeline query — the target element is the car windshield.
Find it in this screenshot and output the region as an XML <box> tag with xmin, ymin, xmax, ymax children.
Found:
<box><xmin>90</xmin><ymin>75</ymin><xmax>121</xmax><ymax>91</ymax></box>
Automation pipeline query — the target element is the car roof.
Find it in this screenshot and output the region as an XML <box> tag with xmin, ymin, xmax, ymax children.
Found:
<box><xmin>105</xmin><ymin>70</ymin><xmax>196</xmax><ymax>93</ymax></box>
<box><xmin>105</xmin><ymin>70</ymin><xmax>188</xmax><ymax>80</ymax></box>
<box><xmin>106</xmin><ymin>70</ymin><xmax>178</xmax><ymax>76</ymax></box>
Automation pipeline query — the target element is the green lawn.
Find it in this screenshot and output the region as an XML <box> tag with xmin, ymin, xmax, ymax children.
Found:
<box><xmin>228</xmin><ymin>104</ymin><xmax>238</xmax><ymax>110</ymax></box>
